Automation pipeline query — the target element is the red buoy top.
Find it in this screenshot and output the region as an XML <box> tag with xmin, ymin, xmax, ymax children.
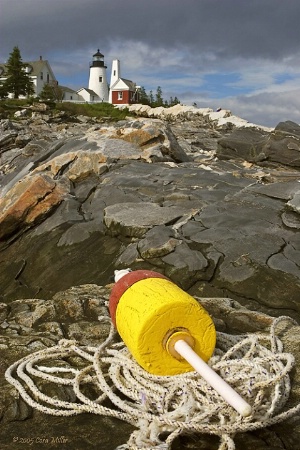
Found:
<box><xmin>109</xmin><ymin>269</ymin><xmax>168</xmax><ymax>327</ymax></box>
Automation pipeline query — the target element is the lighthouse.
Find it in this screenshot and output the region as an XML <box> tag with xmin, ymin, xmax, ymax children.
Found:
<box><xmin>88</xmin><ymin>49</ymin><xmax>109</xmax><ymax>102</ymax></box>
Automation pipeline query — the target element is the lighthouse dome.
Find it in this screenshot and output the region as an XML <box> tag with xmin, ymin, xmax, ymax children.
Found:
<box><xmin>93</xmin><ymin>49</ymin><xmax>104</xmax><ymax>58</ymax></box>
<box><xmin>90</xmin><ymin>49</ymin><xmax>106</xmax><ymax>68</ymax></box>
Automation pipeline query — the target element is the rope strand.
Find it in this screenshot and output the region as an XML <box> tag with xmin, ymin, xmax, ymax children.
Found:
<box><xmin>5</xmin><ymin>315</ymin><xmax>299</xmax><ymax>450</ymax></box>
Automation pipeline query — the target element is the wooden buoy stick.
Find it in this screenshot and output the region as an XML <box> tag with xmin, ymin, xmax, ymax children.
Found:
<box><xmin>174</xmin><ymin>339</ymin><xmax>252</xmax><ymax>417</ymax></box>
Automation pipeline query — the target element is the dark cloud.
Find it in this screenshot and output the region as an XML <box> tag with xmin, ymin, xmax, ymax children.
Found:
<box><xmin>1</xmin><ymin>0</ymin><xmax>300</xmax><ymax>61</ymax></box>
<box><xmin>1</xmin><ymin>0</ymin><xmax>300</xmax><ymax>127</ymax></box>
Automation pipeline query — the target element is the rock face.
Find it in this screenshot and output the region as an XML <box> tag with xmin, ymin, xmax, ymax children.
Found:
<box><xmin>1</xmin><ymin>110</ymin><xmax>299</xmax><ymax>320</ymax></box>
<box><xmin>0</xmin><ymin>173</ymin><xmax>69</xmax><ymax>240</ymax></box>
<box><xmin>0</xmin><ymin>104</ymin><xmax>300</xmax><ymax>449</ymax></box>
<box><xmin>0</xmin><ymin>109</ymin><xmax>300</xmax><ymax>318</ymax></box>
<box><xmin>217</xmin><ymin>120</ymin><xmax>300</xmax><ymax>168</ymax></box>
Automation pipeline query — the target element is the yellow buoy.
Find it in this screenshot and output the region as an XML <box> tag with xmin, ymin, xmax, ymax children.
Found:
<box><xmin>114</xmin><ymin>275</ymin><xmax>216</xmax><ymax>376</ymax></box>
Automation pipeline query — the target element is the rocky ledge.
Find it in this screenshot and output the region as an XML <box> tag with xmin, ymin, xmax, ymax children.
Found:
<box><xmin>0</xmin><ymin>104</ymin><xmax>300</xmax><ymax>449</ymax></box>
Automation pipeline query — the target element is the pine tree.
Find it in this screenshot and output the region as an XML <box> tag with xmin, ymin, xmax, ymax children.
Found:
<box><xmin>149</xmin><ymin>90</ymin><xmax>154</xmax><ymax>105</ymax></box>
<box><xmin>39</xmin><ymin>83</ymin><xmax>55</xmax><ymax>101</ymax></box>
<box><xmin>137</xmin><ymin>86</ymin><xmax>180</xmax><ymax>108</ymax></box>
<box><xmin>39</xmin><ymin>82</ymin><xmax>63</xmax><ymax>102</ymax></box>
<box><xmin>172</xmin><ymin>96</ymin><xmax>180</xmax><ymax>106</ymax></box>
<box><xmin>138</xmin><ymin>86</ymin><xmax>149</xmax><ymax>105</ymax></box>
<box><xmin>3</xmin><ymin>46</ymin><xmax>35</xmax><ymax>99</ymax></box>
<box><xmin>0</xmin><ymin>81</ymin><xmax>8</xmax><ymax>99</ymax></box>
<box><xmin>155</xmin><ymin>86</ymin><xmax>163</xmax><ymax>106</ymax></box>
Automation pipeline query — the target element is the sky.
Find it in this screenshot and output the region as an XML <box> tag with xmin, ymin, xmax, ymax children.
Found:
<box><xmin>1</xmin><ymin>0</ymin><xmax>300</xmax><ymax>128</ymax></box>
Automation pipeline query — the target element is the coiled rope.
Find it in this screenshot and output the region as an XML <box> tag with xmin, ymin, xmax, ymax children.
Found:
<box><xmin>5</xmin><ymin>315</ymin><xmax>299</xmax><ymax>450</ymax></box>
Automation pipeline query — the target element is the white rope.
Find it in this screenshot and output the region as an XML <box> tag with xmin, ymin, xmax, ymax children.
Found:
<box><xmin>4</xmin><ymin>315</ymin><xmax>299</xmax><ymax>450</ymax></box>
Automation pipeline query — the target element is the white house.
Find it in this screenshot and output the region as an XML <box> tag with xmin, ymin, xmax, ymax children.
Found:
<box><xmin>59</xmin><ymin>85</ymin><xmax>83</xmax><ymax>101</ymax></box>
<box><xmin>76</xmin><ymin>87</ymin><xmax>99</xmax><ymax>103</ymax></box>
<box><xmin>0</xmin><ymin>56</ymin><xmax>57</xmax><ymax>97</ymax></box>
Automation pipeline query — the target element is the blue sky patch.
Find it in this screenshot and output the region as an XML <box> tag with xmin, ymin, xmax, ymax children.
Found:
<box><xmin>201</xmin><ymin>72</ymin><xmax>251</xmax><ymax>98</ymax></box>
<box><xmin>274</xmin><ymin>73</ymin><xmax>295</xmax><ymax>84</ymax></box>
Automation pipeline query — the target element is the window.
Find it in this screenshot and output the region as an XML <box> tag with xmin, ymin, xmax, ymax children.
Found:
<box><xmin>118</xmin><ymin>91</ymin><xmax>123</xmax><ymax>100</ymax></box>
<box><xmin>113</xmin><ymin>70</ymin><xmax>116</xmax><ymax>76</ymax></box>
<box><xmin>99</xmin><ymin>76</ymin><xmax>102</xmax><ymax>82</ymax></box>
<box><xmin>47</xmin><ymin>73</ymin><xmax>49</xmax><ymax>83</ymax></box>
<box><xmin>40</xmin><ymin>72</ymin><xmax>43</xmax><ymax>80</ymax></box>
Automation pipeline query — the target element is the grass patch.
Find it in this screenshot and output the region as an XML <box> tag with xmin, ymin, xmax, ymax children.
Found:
<box><xmin>0</xmin><ymin>98</ymin><xmax>36</xmax><ymax>109</ymax></box>
<box><xmin>0</xmin><ymin>99</ymin><xmax>132</xmax><ymax>121</ymax></box>
<box><xmin>55</xmin><ymin>102</ymin><xmax>131</xmax><ymax>120</ymax></box>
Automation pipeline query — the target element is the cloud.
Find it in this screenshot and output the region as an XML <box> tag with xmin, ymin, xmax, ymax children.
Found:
<box><xmin>179</xmin><ymin>89</ymin><xmax>300</xmax><ymax>128</ymax></box>
<box><xmin>229</xmin><ymin>89</ymin><xmax>300</xmax><ymax>127</ymax></box>
<box><xmin>1</xmin><ymin>0</ymin><xmax>300</xmax><ymax>127</ymax></box>
<box><xmin>2</xmin><ymin>0</ymin><xmax>300</xmax><ymax>61</ymax></box>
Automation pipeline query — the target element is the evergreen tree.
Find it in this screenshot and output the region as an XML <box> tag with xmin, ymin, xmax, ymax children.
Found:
<box><xmin>149</xmin><ymin>90</ymin><xmax>154</xmax><ymax>105</ymax></box>
<box><xmin>39</xmin><ymin>82</ymin><xmax>63</xmax><ymax>102</ymax></box>
<box><xmin>0</xmin><ymin>81</ymin><xmax>8</xmax><ymax>99</ymax></box>
<box><xmin>172</xmin><ymin>96</ymin><xmax>180</xmax><ymax>106</ymax></box>
<box><xmin>155</xmin><ymin>86</ymin><xmax>163</xmax><ymax>106</ymax></box>
<box><xmin>3</xmin><ymin>46</ymin><xmax>35</xmax><ymax>99</ymax></box>
<box><xmin>138</xmin><ymin>86</ymin><xmax>149</xmax><ymax>105</ymax></box>
<box><xmin>39</xmin><ymin>83</ymin><xmax>55</xmax><ymax>101</ymax></box>
<box><xmin>137</xmin><ymin>86</ymin><xmax>180</xmax><ymax>108</ymax></box>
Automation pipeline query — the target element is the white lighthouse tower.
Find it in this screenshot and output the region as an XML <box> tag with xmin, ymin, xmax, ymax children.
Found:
<box><xmin>88</xmin><ymin>49</ymin><xmax>109</xmax><ymax>102</ymax></box>
<box><xmin>109</xmin><ymin>59</ymin><xmax>121</xmax><ymax>103</ymax></box>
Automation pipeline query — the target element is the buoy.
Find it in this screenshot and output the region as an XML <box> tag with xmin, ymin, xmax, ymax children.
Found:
<box><xmin>109</xmin><ymin>269</ymin><xmax>252</xmax><ymax>417</ymax></box>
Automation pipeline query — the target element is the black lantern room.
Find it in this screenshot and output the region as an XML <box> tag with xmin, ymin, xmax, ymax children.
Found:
<box><xmin>90</xmin><ymin>49</ymin><xmax>107</xmax><ymax>68</ymax></box>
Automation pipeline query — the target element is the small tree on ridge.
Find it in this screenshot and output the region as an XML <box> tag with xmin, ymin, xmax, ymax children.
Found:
<box><xmin>39</xmin><ymin>82</ymin><xmax>64</xmax><ymax>102</ymax></box>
